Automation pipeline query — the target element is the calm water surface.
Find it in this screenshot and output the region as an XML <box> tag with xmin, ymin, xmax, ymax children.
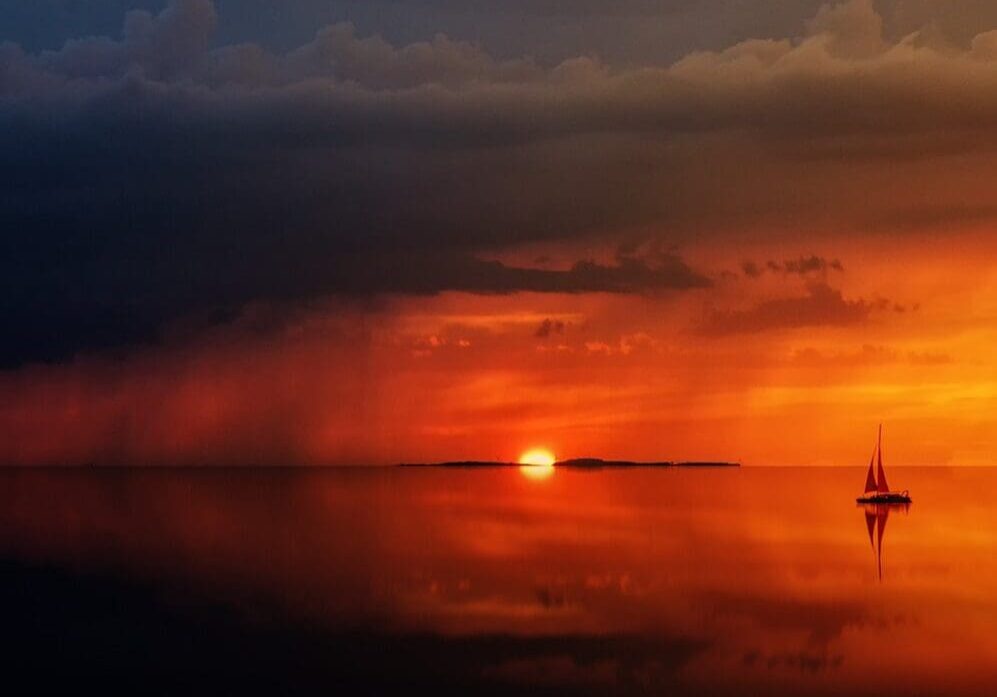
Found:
<box><xmin>1</xmin><ymin>466</ymin><xmax>995</xmax><ymax>695</ymax></box>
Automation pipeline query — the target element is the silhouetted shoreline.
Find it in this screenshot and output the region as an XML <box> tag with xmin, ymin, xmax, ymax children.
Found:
<box><xmin>398</xmin><ymin>458</ymin><xmax>740</xmax><ymax>468</ymax></box>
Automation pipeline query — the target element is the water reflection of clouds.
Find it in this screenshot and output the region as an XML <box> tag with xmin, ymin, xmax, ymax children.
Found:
<box><xmin>743</xmin><ymin>649</ymin><xmax>845</xmax><ymax>674</ymax></box>
<box><xmin>1</xmin><ymin>467</ymin><xmax>997</xmax><ymax>695</ymax></box>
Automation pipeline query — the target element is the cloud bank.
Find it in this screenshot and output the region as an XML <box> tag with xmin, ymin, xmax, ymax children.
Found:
<box><xmin>2</xmin><ymin>0</ymin><xmax>994</xmax><ymax>365</ymax></box>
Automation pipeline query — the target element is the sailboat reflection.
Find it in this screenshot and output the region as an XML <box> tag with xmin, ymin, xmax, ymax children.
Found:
<box><xmin>860</xmin><ymin>502</ymin><xmax>909</xmax><ymax>581</ymax></box>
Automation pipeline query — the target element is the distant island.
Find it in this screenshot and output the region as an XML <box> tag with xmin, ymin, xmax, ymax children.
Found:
<box><xmin>398</xmin><ymin>458</ymin><xmax>739</xmax><ymax>468</ymax></box>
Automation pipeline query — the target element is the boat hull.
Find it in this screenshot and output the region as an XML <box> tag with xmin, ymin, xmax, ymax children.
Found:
<box><xmin>856</xmin><ymin>492</ymin><xmax>911</xmax><ymax>504</ymax></box>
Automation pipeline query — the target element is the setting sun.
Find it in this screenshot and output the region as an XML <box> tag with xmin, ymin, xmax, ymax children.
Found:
<box><xmin>518</xmin><ymin>448</ymin><xmax>556</xmax><ymax>480</ymax></box>
<box><xmin>518</xmin><ymin>448</ymin><xmax>556</xmax><ymax>466</ymax></box>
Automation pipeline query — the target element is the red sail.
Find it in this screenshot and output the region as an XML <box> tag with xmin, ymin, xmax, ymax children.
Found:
<box><xmin>876</xmin><ymin>426</ymin><xmax>890</xmax><ymax>493</ymax></box>
<box><xmin>864</xmin><ymin>448</ymin><xmax>877</xmax><ymax>493</ymax></box>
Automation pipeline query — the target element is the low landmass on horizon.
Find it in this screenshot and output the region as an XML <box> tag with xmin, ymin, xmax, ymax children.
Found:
<box><xmin>399</xmin><ymin>458</ymin><xmax>740</xmax><ymax>468</ymax></box>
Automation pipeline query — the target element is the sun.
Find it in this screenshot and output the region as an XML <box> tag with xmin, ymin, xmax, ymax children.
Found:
<box><xmin>518</xmin><ymin>448</ymin><xmax>556</xmax><ymax>467</ymax></box>
<box><xmin>518</xmin><ymin>448</ymin><xmax>556</xmax><ymax>480</ymax></box>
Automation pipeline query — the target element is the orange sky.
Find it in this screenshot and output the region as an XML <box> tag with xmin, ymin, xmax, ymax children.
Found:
<box><xmin>3</xmin><ymin>228</ymin><xmax>996</xmax><ymax>466</ymax></box>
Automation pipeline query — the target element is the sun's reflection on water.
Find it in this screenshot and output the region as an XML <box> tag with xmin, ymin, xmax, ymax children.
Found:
<box><xmin>519</xmin><ymin>463</ymin><xmax>555</xmax><ymax>481</ymax></box>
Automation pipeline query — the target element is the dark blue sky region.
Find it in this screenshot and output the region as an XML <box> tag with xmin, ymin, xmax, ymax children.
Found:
<box><xmin>2</xmin><ymin>1</ymin><xmax>823</xmax><ymax>59</ymax></box>
<box><xmin>9</xmin><ymin>1</ymin><xmax>996</xmax><ymax>63</ymax></box>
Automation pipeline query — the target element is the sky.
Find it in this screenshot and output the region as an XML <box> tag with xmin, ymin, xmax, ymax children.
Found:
<box><xmin>3</xmin><ymin>0</ymin><xmax>997</xmax><ymax>465</ymax></box>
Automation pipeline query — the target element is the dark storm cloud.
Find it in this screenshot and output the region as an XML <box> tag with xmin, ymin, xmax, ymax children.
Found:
<box><xmin>741</xmin><ymin>261</ymin><xmax>764</xmax><ymax>278</ymax></box>
<box><xmin>4</xmin><ymin>0</ymin><xmax>997</xmax><ymax>366</ymax></box>
<box><xmin>742</xmin><ymin>256</ymin><xmax>844</xmax><ymax>278</ymax></box>
<box><xmin>0</xmin><ymin>241</ymin><xmax>707</xmax><ymax>367</ymax></box>
<box><xmin>0</xmin><ymin>0</ymin><xmax>816</xmax><ymax>61</ymax></box>
<box><xmin>10</xmin><ymin>1</ymin><xmax>997</xmax><ymax>65</ymax></box>
<box><xmin>321</xmin><ymin>252</ymin><xmax>711</xmax><ymax>296</ymax></box>
<box><xmin>702</xmin><ymin>283</ymin><xmax>879</xmax><ymax>335</ymax></box>
<box><xmin>783</xmin><ymin>256</ymin><xmax>844</xmax><ymax>275</ymax></box>
<box><xmin>867</xmin><ymin>203</ymin><xmax>997</xmax><ymax>231</ymax></box>
<box><xmin>535</xmin><ymin>318</ymin><xmax>566</xmax><ymax>338</ymax></box>
<box><xmin>13</xmin><ymin>1</ymin><xmax>997</xmax><ymax>147</ymax></box>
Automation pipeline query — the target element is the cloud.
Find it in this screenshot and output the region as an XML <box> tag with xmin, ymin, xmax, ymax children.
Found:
<box><xmin>535</xmin><ymin>318</ymin><xmax>565</xmax><ymax>338</ymax></box>
<box><xmin>702</xmin><ymin>283</ymin><xmax>879</xmax><ymax>335</ymax></box>
<box><xmin>319</xmin><ymin>251</ymin><xmax>711</xmax><ymax>298</ymax></box>
<box><xmin>37</xmin><ymin>0</ymin><xmax>217</xmax><ymax>80</ymax></box>
<box><xmin>790</xmin><ymin>344</ymin><xmax>952</xmax><ymax>367</ymax></box>
<box><xmin>780</xmin><ymin>256</ymin><xmax>844</xmax><ymax>275</ymax></box>
<box><xmin>283</xmin><ymin>22</ymin><xmax>541</xmax><ymax>89</ymax></box>
<box><xmin>2</xmin><ymin>0</ymin><xmax>995</xmax><ymax>365</ymax></box>
<box><xmin>8</xmin><ymin>3</ymin><xmax>997</xmax><ymax>148</ymax></box>
<box><xmin>0</xmin><ymin>248</ymin><xmax>707</xmax><ymax>368</ymax></box>
<box><xmin>805</xmin><ymin>0</ymin><xmax>884</xmax><ymax>57</ymax></box>
<box><xmin>743</xmin><ymin>256</ymin><xmax>844</xmax><ymax>277</ymax></box>
<box><xmin>13</xmin><ymin>0</ymin><xmax>997</xmax><ymax>154</ymax></box>
<box><xmin>741</xmin><ymin>261</ymin><xmax>765</xmax><ymax>278</ymax></box>
<box><xmin>867</xmin><ymin>203</ymin><xmax>997</xmax><ymax>231</ymax></box>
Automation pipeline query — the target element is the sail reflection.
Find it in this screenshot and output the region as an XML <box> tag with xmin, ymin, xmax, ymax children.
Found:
<box><xmin>860</xmin><ymin>502</ymin><xmax>910</xmax><ymax>581</ymax></box>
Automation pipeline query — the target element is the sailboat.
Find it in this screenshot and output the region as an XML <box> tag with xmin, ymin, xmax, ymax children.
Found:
<box><xmin>856</xmin><ymin>424</ymin><xmax>911</xmax><ymax>504</ymax></box>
